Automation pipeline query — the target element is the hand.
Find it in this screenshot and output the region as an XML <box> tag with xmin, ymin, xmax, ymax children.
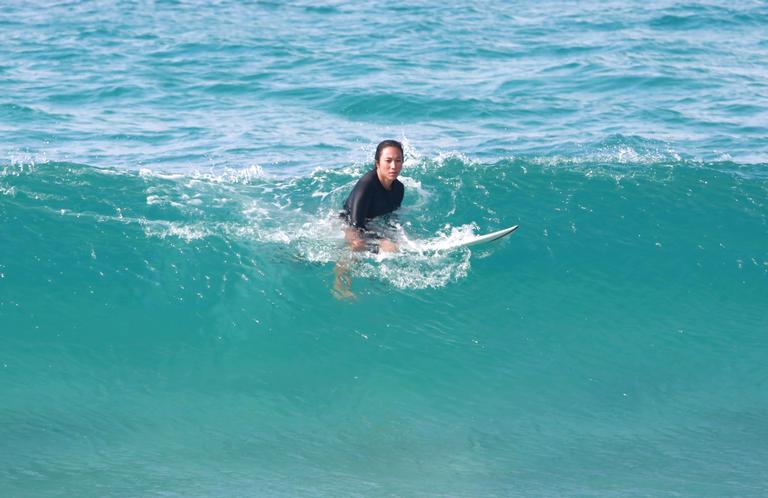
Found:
<box><xmin>345</xmin><ymin>227</ymin><xmax>367</xmax><ymax>252</ymax></box>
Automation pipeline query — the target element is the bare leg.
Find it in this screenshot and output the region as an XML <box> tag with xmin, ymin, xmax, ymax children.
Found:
<box><xmin>378</xmin><ymin>239</ymin><xmax>398</xmax><ymax>252</ymax></box>
<box><xmin>332</xmin><ymin>256</ymin><xmax>356</xmax><ymax>301</ymax></box>
<box><xmin>332</xmin><ymin>228</ymin><xmax>366</xmax><ymax>300</ymax></box>
<box><xmin>332</xmin><ymin>228</ymin><xmax>398</xmax><ymax>300</ymax></box>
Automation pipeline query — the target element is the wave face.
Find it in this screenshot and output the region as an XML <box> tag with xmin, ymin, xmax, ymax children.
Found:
<box><xmin>2</xmin><ymin>0</ymin><xmax>768</xmax><ymax>496</ymax></box>
<box><xmin>3</xmin><ymin>148</ymin><xmax>767</xmax><ymax>496</ymax></box>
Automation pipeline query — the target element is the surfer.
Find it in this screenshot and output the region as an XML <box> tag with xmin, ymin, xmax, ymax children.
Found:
<box><xmin>340</xmin><ymin>139</ymin><xmax>405</xmax><ymax>252</ymax></box>
<box><xmin>334</xmin><ymin>139</ymin><xmax>404</xmax><ymax>300</ymax></box>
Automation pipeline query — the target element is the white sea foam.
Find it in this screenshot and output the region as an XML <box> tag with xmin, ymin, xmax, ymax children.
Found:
<box><xmin>140</xmin><ymin>220</ymin><xmax>210</xmax><ymax>241</ymax></box>
<box><xmin>191</xmin><ymin>165</ymin><xmax>266</xmax><ymax>184</ymax></box>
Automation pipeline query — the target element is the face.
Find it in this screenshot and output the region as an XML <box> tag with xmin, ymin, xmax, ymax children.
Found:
<box><xmin>376</xmin><ymin>146</ymin><xmax>404</xmax><ymax>181</ymax></box>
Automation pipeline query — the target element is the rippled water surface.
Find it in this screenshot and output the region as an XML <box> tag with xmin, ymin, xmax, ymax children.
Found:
<box><xmin>2</xmin><ymin>1</ymin><xmax>767</xmax><ymax>497</ymax></box>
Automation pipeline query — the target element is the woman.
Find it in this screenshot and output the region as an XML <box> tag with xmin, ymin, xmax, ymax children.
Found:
<box><xmin>340</xmin><ymin>139</ymin><xmax>405</xmax><ymax>252</ymax></box>
<box><xmin>334</xmin><ymin>140</ymin><xmax>405</xmax><ymax>299</ymax></box>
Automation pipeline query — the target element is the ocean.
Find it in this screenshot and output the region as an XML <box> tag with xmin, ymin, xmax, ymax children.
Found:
<box><xmin>2</xmin><ymin>1</ymin><xmax>767</xmax><ymax>496</ymax></box>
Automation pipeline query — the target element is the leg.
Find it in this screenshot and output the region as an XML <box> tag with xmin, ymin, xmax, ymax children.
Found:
<box><xmin>378</xmin><ymin>239</ymin><xmax>398</xmax><ymax>252</ymax></box>
<box><xmin>332</xmin><ymin>256</ymin><xmax>356</xmax><ymax>301</ymax></box>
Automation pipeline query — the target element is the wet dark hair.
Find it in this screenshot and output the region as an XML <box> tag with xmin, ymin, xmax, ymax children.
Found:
<box><xmin>374</xmin><ymin>140</ymin><xmax>404</xmax><ymax>163</ymax></box>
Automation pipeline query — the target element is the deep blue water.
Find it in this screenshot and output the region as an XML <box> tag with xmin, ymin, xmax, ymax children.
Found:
<box><xmin>2</xmin><ymin>1</ymin><xmax>768</xmax><ymax>496</ymax></box>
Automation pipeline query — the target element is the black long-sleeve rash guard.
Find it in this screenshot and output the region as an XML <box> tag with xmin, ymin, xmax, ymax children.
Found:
<box><xmin>341</xmin><ymin>169</ymin><xmax>404</xmax><ymax>231</ymax></box>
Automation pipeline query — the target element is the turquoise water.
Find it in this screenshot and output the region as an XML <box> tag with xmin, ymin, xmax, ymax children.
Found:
<box><xmin>2</xmin><ymin>1</ymin><xmax>768</xmax><ymax>496</ymax></box>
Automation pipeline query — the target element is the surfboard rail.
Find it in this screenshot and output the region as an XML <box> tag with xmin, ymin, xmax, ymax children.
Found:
<box><xmin>450</xmin><ymin>224</ymin><xmax>519</xmax><ymax>249</ymax></box>
<box><xmin>403</xmin><ymin>224</ymin><xmax>519</xmax><ymax>252</ymax></box>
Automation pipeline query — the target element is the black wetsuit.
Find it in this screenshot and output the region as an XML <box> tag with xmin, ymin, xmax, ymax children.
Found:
<box><xmin>341</xmin><ymin>168</ymin><xmax>404</xmax><ymax>231</ymax></box>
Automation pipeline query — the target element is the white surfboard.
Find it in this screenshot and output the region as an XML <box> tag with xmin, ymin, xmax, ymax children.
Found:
<box><xmin>407</xmin><ymin>225</ymin><xmax>519</xmax><ymax>252</ymax></box>
<box><xmin>452</xmin><ymin>224</ymin><xmax>518</xmax><ymax>248</ymax></box>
